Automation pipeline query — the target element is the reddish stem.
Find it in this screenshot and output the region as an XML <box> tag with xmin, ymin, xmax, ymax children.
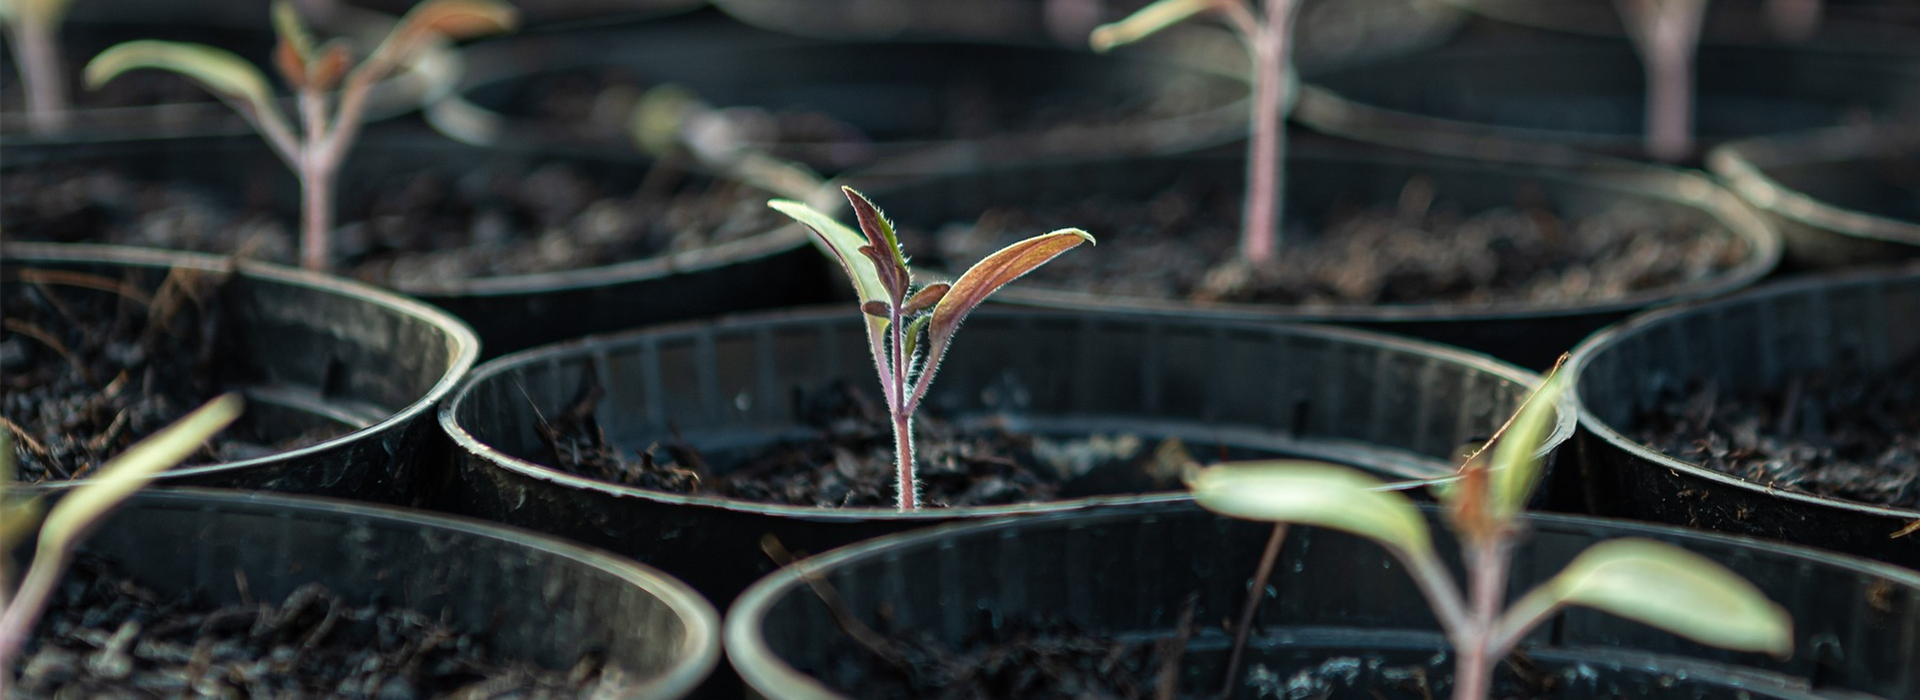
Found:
<box><xmin>10</xmin><ymin>12</ymin><xmax>70</xmax><ymax>134</ymax></box>
<box><xmin>1241</xmin><ymin>0</ymin><xmax>1296</xmax><ymax>264</ymax></box>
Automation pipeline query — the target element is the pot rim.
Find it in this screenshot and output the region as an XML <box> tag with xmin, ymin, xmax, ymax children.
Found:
<box><xmin>108</xmin><ymin>486</ymin><xmax>723</xmax><ymax>698</ymax></box>
<box><xmin>722</xmin><ymin>498</ymin><xmax>1920</xmax><ymax>700</ymax></box>
<box><xmin>5</xmin><ymin>242</ymin><xmax>480</xmax><ymax>490</ymax></box>
<box><xmin>1565</xmin><ymin>262</ymin><xmax>1920</xmax><ymax>520</ymax></box>
<box><xmin>1707</xmin><ymin>122</ymin><xmax>1920</xmax><ymax>247</ymax></box>
<box><xmin>875</xmin><ymin>148</ymin><xmax>1782</xmax><ymax>322</ymax></box>
<box><xmin>438</xmin><ymin>305</ymin><xmax>1576</xmax><ymax>521</ymax></box>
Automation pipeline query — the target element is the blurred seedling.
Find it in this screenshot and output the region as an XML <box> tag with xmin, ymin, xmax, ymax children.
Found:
<box><xmin>83</xmin><ymin>0</ymin><xmax>518</xmax><ymax>271</ymax></box>
<box><xmin>1</xmin><ymin>0</ymin><xmax>76</xmax><ymax>133</ymax></box>
<box><xmin>769</xmin><ymin>187</ymin><xmax>1092</xmax><ymax>510</ymax></box>
<box><xmin>1187</xmin><ymin>371</ymin><xmax>1793</xmax><ymax>699</ymax></box>
<box><xmin>0</xmin><ymin>394</ymin><xmax>244</xmax><ymax>692</ymax></box>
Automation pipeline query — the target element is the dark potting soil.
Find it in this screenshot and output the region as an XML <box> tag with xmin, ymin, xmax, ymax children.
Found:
<box><xmin>913</xmin><ymin>177</ymin><xmax>1748</xmax><ymax>307</ymax></box>
<box><xmin>1</xmin><ymin>155</ymin><xmax>779</xmax><ymax>291</ymax></box>
<box><xmin>539</xmin><ymin>377</ymin><xmax>1196</xmax><ymax>508</ymax></box>
<box><xmin>2</xmin><ymin>266</ymin><xmax>339</xmax><ymax>483</ymax></box>
<box><xmin>1633</xmin><ymin>355</ymin><xmax>1920</xmax><ymax>508</ymax></box>
<box><xmin>10</xmin><ymin>557</ymin><xmax>605</xmax><ymax>699</ymax></box>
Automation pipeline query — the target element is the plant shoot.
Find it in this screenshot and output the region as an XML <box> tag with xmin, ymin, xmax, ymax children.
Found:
<box><xmin>770</xmin><ymin>187</ymin><xmax>1093</xmax><ymax>510</ymax></box>
<box><xmin>1091</xmin><ymin>0</ymin><xmax>1299</xmax><ymax>264</ymax></box>
<box><xmin>1613</xmin><ymin>0</ymin><xmax>1709</xmax><ymax>161</ymax></box>
<box><xmin>1187</xmin><ymin>373</ymin><xmax>1793</xmax><ymax>699</ymax></box>
<box><xmin>83</xmin><ymin>0</ymin><xmax>518</xmax><ymax>271</ymax></box>
<box><xmin>0</xmin><ymin>394</ymin><xmax>243</xmax><ymax>687</ymax></box>
<box><xmin>1</xmin><ymin>0</ymin><xmax>76</xmax><ymax>133</ymax></box>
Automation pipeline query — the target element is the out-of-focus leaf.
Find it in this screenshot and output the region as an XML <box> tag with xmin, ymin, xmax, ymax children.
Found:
<box><xmin>1488</xmin><ymin>373</ymin><xmax>1567</xmax><ymax>520</ymax></box>
<box><xmin>1090</xmin><ymin>0</ymin><xmax>1224</xmax><ymax>52</ymax></box>
<box><xmin>86</xmin><ymin>41</ymin><xmax>277</xmax><ymax>120</ymax></box>
<box><xmin>38</xmin><ymin>394</ymin><xmax>242</xmax><ymax>549</ymax></box>
<box><xmin>1529</xmin><ymin>538</ymin><xmax>1792</xmax><ymax>656</ymax></box>
<box><xmin>1187</xmin><ymin>461</ymin><xmax>1435</xmax><ymax>560</ymax></box>
<box><xmin>272</xmin><ymin>0</ymin><xmax>316</xmax><ymax>62</ymax></box>
<box><xmin>927</xmin><ymin>229</ymin><xmax>1091</xmax><ymax>348</ymax></box>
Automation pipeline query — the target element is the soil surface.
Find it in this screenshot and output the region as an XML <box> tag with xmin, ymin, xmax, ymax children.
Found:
<box><xmin>911</xmin><ymin>177</ymin><xmax>1749</xmax><ymax>307</ymax></box>
<box><xmin>2</xmin><ymin>266</ymin><xmax>337</xmax><ymax>484</ymax></box>
<box><xmin>10</xmin><ymin>557</ymin><xmax>605</xmax><ymax>698</ymax></box>
<box><xmin>1634</xmin><ymin>355</ymin><xmax>1920</xmax><ymax>508</ymax></box>
<box><xmin>540</xmin><ymin>377</ymin><xmax>1196</xmax><ymax>508</ymax></box>
<box><xmin>3</xmin><ymin>154</ymin><xmax>780</xmax><ymax>291</ymax></box>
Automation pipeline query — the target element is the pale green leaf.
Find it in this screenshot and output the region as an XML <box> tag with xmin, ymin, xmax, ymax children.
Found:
<box><xmin>1488</xmin><ymin>373</ymin><xmax>1567</xmax><ymax>518</ymax></box>
<box><xmin>1540</xmin><ymin>538</ymin><xmax>1793</xmax><ymax>656</ymax></box>
<box><xmin>769</xmin><ymin>199</ymin><xmax>888</xmax><ymax>307</ymax></box>
<box><xmin>1187</xmin><ymin>462</ymin><xmax>1435</xmax><ymax>560</ymax></box>
<box><xmin>85</xmin><ymin>41</ymin><xmax>277</xmax><ymax>120</ymax></box>
<box><xmin>1090</xmin><ymin>0</ymin><xmax>1223</xmax><ymax>52</ymax></box>
<box><xmin>37</xmin><ymin>394</ymin><xmax>242</xmax><ymax>548</ymax></box>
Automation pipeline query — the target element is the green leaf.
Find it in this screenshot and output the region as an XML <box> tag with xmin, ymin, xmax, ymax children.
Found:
<box><xmin>843</xmin><ymin>187</ymin><xmax>911</xmax><ymax>299</ymax></box>
<box><xmin>1536</xmin><ymin>538</ymin><xmax>1793</xmax><ymax>656</ymax></box>
<box><xmin>768</xmin><ymin>199</ymin><xmax>888</xmax><ymax>308</ymax></box>
<box><xmin>1187</xmin><ymin>462</ymin><xmax>1435</xmax><ymax>560</ymax></box>
<box><xmin>1090</xmin><ymin>0</ymin><xmax>1222</xmax><ymax>52</ymax></box>
<box><xmin>37</xmin><ymin>394</ymin><xmax>242</xmax><ymax>549</ymax></box>
<box><xmin>1488</xmin><ymin>372</ymin><xmax>1567</xmax><ymax>519</ymax></box>
<box><xmin>927</xmin><ymin>229</ymin><xmax>1091</xmax><ymax>349</ymax></box>
<box><xmin>86</xmin><ymin>41</ymin><xmax>277</xmax><ymax>120</ymax></box>
<box><xmin>272</xmin><ymin>0</ymin><xmax>316</xmax><ymax>63</ymax></box>
<box><xmin>902</xmin><ymin>314</ymin><xmax>931</xmax><ymax>364</ymax></box>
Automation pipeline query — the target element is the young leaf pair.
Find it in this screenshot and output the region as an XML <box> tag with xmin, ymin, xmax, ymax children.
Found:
<box><xmin>0</xmin><ymin>396</ymin><xmax>243</xmax><ymax>687</ymax></box>
<box><xmin>1188</xmin><ymin>373</ymin><xmax>1793</xmax><ymax>700</ymax></box>
<box><xmin>771</xmin><ymin>187</ymin><xmax>1092</xmax><ymax>510</ymax></box>
<box><xmin>83</xmin><ymin>0</ymin><xmax>518</xmax><ymax>271</ymax></box>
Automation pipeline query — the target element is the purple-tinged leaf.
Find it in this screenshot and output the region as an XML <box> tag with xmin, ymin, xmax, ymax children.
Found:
<box><xmin>862</xmin><ymin>301</ymin><xmax>891</xmax><ymax>318</ymax></box>
<box><xmin>928</xmin><ymin>229</ymin><xmax>1092</xmax><ymax>347</ymax></box>
<box><xmin>902</xmin><ymin>283</ymin><xmax>949</xmax><ymax>315</ymax></box>
<box><xmin>843</xmin><ymin>187</ymin><xmax>910</xmax><ymax>298</ymax></box>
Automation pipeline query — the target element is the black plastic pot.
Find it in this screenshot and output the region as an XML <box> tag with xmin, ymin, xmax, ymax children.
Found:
<box><xmin>1567</xmin><ymin>264</ymin><xmax>1920</xmax><ymax>568</ymax></box>
<box><xmin>728</xmin><ymin>500</ymin><xmax>1920</xmax><ymax>700</ymax></box>
<box><xmin>9</xmin><ymin>488</ymin><xmax>719</xmax><ymax>698</ymax></box>
<box><xmin>1436</xmin><ymin>0</ymin><xmax>1920</xmax><ymax>50</ymax></box>
<box><xmin>1</xmin><ymin>130</ymin><xmax>835</xmax><ymax>358</ymax></box>
<box><xmin>446</xmin><ymin>11</ymin><xmax>1247</xmax><ymax>175</ymax></box>
<box><xmin>709</xmin><ymin>0</ymin><xmax>1463</xmax><ymax>71</ymax></box>
<box><xmin>1709</xmin><ymin>123</ymin><xmax>1920</xmax><ymax>270</ymax></box>
<box><xmin>845</xmin><ymin>145</ymin><xmax>1781</xmax><ymax>371</ymax></box>
<box><xmin>1295</xmin><ymin>38</ymin><xmax>1920</xmax><ymax>164</ymax></box>
<box><xmin>5</xmin><ymin>244</ymin><xmax>478</xmax><ymax>505</ymax></box>
<box><xmin>436</xmin><ymin>306</ymin><xmax>1574</xmax><ymax>607</ymax></box>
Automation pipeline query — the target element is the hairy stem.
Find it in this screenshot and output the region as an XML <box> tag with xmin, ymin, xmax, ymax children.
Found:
<box><xmin>1241</xmin><ymin>0</ymin><xmax>1297</xmax><ymax>264</ymax></box>
<box><xmin>9</xmin><ymin>12</ymin><xmax>70</xmax><ymax>134</ymax></box>
<box><xmin>297</xmin><ymin>89</ymin><xmax>334</xmax><ymax>270</ymax></box>
<box><xmin>888</xmin><ymin>309</ymin><xmax>917</xmax><ymax>511</ymax></box>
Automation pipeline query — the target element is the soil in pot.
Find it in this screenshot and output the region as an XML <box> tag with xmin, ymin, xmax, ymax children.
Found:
<box><xmin>2</xmin><ymin>149</ymin><xmax>780</xmax><ymax>292</ymax></box>
<box><xmin>909</xmin><ymin>175</ymin><xmax>1750</xmax><ymax>307</ymax></box>
<box><xmin>542</xmin><ymin>375</ymin><xmax>1206</xmax><ymax>508</ymax></box>
<box><xmin>10</xmin><ymin>556</ymin><xmax>610</xmax><ymax>697</ymax></box>
<box><xmin>1632</xmin><ymin>353</ymin><xmax>1920</xmax><ymax>508</ymax></box>
<box><xmin>3</xmin><ymin>265</ymin><xmax>347</xmax><ymax>483</ymax></box>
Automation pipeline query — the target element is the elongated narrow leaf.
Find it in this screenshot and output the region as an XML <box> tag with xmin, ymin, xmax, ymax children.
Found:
<box><xmin>86</xmin><ymin>41</ymin><xmax>277</xmax><ymax>119</ymax></box>
<box><xmin>1090</xmin><ymin>0</ymin><xmax>1223</xmax><ymax>52</ymax></box>
<box><xmin>1488</xmin><ymin>372</ymin><xmax>1567</xmax><ymax>519</ymax></box>
<box><xmin>769</xmin><ymin>199</ymin><xmax>888</xmax><ymax>307</ymax></box>
<box><xmin>38</xmin><ymin>394</ymin><xmax>242</xmax><ymax>547</ymax></box>
<box><xmin>394</xmin><ymin>0</ymin><xmax>519</xmax><ymax>42</ymax></box>
<box><xmin>1187</xmin><ymin>462</ymin><xmax>1435</xmax><ymax>560</ymax></box>
<box><xmin>1533</xmin><ymin>538</ymin><xmax>1792</xmax><ymax>656</ymax></box>
<box><xmin>927</xmin><ymin>229</ymin><xmax>1091</xmax><ymax>347</ymax></box>
<box><xmin>843</xmin><ymin>187</ymin><xmax>911</xmax><ymax>298</ymax></box>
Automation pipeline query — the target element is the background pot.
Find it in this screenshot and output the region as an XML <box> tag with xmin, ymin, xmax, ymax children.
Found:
<box><xmin>5</xmin><ymin>244</ymin><xmax>477</xmax><ymax>505</ymax></box>
<box><xmin>10</xmin><ymin>488</ymin><xmax>719</xmax><ymax>699</ymax></box>
<box><xmin>1294</xmin><ymin>37</ymin><xmax>1920</xmax><ymax>163</ymax></box>
<box><xmin>1709</xmin><ymin>123</ymin><xmax>1920</xmax><ymax>270</ymax></box>
<box><xmin>1</xmin><ymin>130</ymin><xmax>836</xmax><ymax>358</ymax></box>
<box><xmin>436</xmin><ymin>306</ymin><xmax>1573</xmax><ymax>607</ymax></box>
<box><xmin>1568</xmin><ymin>264</ymin><xmax>1920</xmax><ymax>568</ymax></box>
<box><xmin>846</xmin><ymin>144</ymin><xmax>1781</xmax><ymax>371</ymax></box>
<box><xmin>443</xmin><ymin>10</ymin><xmax>1248</xmax><ymax>176</ymax></box>
<box><xmin>728</xmin><ymin>500</ymin><xmax>1920</xmax><ymax>700</ymax></box>
<box><xmin>1434</xmin><ymin>0</ymin><xmax>1920</xmax><ymax>50</ymax></box>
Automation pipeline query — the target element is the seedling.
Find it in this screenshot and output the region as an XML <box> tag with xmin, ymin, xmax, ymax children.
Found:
<box><xmin>0</xmin><ymin>394</ymin><xmax>243</xmax><ymax>688</ymax></box>
<box><xmin>1187</xmin><ymin>373</ymin><xmax>1793</xmax><ymax>700</ymax></box>
<box><xmin>770</xmin><ymin>187</ymin><xmax>1093</xmax><ymax>510</ymax></box>
<box><xmin>1612</xmin><ymin>0</ymin><xmax>1710</xmax><ymax>161</ymax></box>
<box><xmin>1</xmin><ymin>0</ymin><xmax>75</xmax><ymax>133</ymax></box>
<box><xmin>1091</xmin><ymin>0</ymin><xmax>1299</xmax><ymax>264</ymax></box>
<box><xmin>1765</xmin><ymin>0</ymin><xmax>1821</xmax><ymax>42</ymax></box>
<box><xmin>83</xmin><ymin>0</ymin><xmax>518</xmax><ymax>271</ymax></box>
